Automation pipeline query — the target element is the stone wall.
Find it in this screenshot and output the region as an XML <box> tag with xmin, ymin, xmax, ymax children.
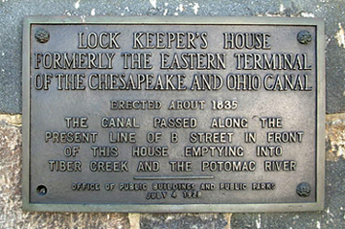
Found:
<box><xmin>1</xmin><ymin>0</ymin><xmax>345</xmax><ymax>228</ymax></box>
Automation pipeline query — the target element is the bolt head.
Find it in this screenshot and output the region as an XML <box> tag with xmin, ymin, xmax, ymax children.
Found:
<box><xmin>296</xmin><ymin>182</ymin><xmax>311</xmax><ymax>197</ymax></box>
<box><xmin>35</xmin><ymin>28</ymin><xmax>50</xmax><ymax>43</ymax></box>
<box><xmin>297</xmin><ymin>30</ymin><xmax>312</xmax><ymax>44</ymax></box>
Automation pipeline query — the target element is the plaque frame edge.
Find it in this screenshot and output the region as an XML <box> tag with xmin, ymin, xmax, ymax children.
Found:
<box><xmin>22</xmin><ymin>16</ymin><xmax>325</xmax><ymax>213</ymax></box>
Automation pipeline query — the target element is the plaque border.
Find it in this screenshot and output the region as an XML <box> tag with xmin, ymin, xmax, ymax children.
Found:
<box><xmin>22</xmin><ymin>16</ymin><xmax>325</xmax><ymax>213</ymax></box>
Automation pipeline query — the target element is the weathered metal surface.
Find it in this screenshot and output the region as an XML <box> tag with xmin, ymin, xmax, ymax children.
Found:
<box><xmin>22</xmin><ymin>16</ymin><xmax>325</xmax><ymax>212</ymax></box>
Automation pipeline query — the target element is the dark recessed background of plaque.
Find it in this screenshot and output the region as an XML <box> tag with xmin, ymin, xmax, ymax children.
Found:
<box><xmin>23</xmin><ymin>17</ymin><xmax>324</xmax><ymax>212</ymax></box>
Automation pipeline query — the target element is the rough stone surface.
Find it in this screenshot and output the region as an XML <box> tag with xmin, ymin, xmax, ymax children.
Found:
<box><xmin>0</xmin><ymin>0</ymin><xmax>344</xmax><ymax>113</ymax></box>
<box><xmin>140</xmin><ymin>213</ymin><xmax>228</xmax><ymax>229</ymax></box>
<box><xmin>326</xmin><ymin>113</ymin><xmax>345</xmax><ymax>161</ymax></box>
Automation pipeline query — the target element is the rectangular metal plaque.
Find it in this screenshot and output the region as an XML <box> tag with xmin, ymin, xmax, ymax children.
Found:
<box><xmin>22</xmin><ymin>16</ymin><xmax>325</xmax><ymax>212</ymax></box>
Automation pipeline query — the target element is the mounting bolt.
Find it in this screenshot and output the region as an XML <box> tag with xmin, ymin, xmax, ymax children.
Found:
<box><xmin>36</xmin><ymin>185</ymin><xmax>48</xmax><ymax>196</ymax></box>
<box><xmin>297</xmin><ymin>30</ymin><xmax>312</xmax><ymax>44</ymax></box>
<box><xmin>35</xmin><ymin>28</ymin><xmax>50</xmax><ymax>43</ymax></box>
<box><xmin>296</xmin><ymin>182</ymin><xmax>311</xmax><ymax>197</ymax></box>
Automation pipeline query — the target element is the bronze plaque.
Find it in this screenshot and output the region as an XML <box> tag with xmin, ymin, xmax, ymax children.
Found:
<box><xmin>22</xmin><ymin>17</ymin><xmax>325</xmax><ymax>212</ymax></box>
